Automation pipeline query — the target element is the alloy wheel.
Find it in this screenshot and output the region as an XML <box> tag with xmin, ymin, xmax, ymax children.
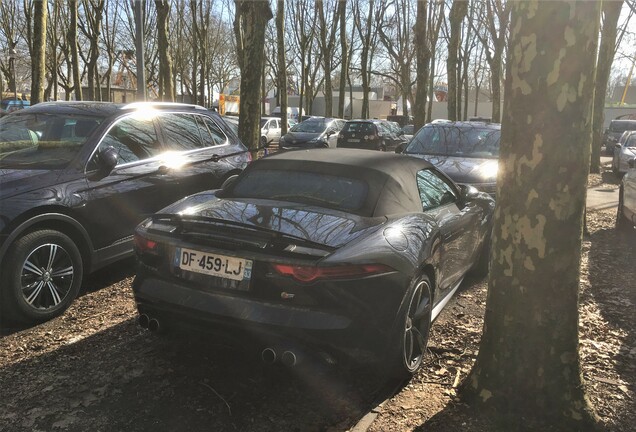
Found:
<box><xmin>402</xmin><ymin>280</ymin><xmax>431</xmax><ymax>372</ymax></box>
<box><xmin>20</xmin><ymin>243</ymin><xmax>75</xmax><ymax>310</ymax></box>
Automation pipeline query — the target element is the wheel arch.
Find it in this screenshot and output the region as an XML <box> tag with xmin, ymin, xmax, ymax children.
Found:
<box><xmin>0</xmin><ymin>209</ymin><xmax>94</xmax><ymax>272</ymax></box>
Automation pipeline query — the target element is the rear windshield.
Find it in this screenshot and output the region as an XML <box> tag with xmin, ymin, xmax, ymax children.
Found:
<box><xmin>405</xmin><ymin>125</ymin><xmax>500</xmax><ymax>159</ymax></box>
<box><xmin>0</xmin><ymin>112</ymin><xmax>102</xmax><ymax>169</ymax></box>
<box><xmin>342</xmin><ymin>122</ymin><xmax>377</xmax><ymax>134</ymax></box>
<box><xmin>610</xmin><ymin>121</ymin><xmax>636</xmax><ymax>133</ymax></box>
<box><xmin>230</xmin><ymin>169</ymin><xmax>368</xmax><ymax>212</ymax></box>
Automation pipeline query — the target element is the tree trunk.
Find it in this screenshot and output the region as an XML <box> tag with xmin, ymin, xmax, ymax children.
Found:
<box><xmin>337</xmin><ymin>0</ymin><xmax>347</xmax><ymax>119</ymax></box>
<box><xmin>234</xmin><ymin>0</ymin><xmax>273</xmax><ymax>158</ymax></box>
<box><xmin>276</xmin><ymin>0</ymin><xmax>288</xmax><ymax>134</ymax></box>
<box><xmin>447</xmin><ymin>0</ymin><xmax>467</xmax><ymax>121</ymax></box>
<box><xmin>413</xmin><ymin>0</ymin><xmax>429</xmax><ymax>130</ymax></box>
<box><xmin>591</xmin><ymin>0</ymin><xmax>623</xmax><ymax>173</ymax></box>
<box><xmin>155</xmin><ymin>0</ymin><xmax>174</xmax><ymax>101</ymax></box>
<box><xmin>490</xmin><ymin>54</ymin><xmax>502</xmax><ymax>123</ymax></box>
<box><xmin>70</xmin><ymin>0</ymin><xmax>82</xmax><ymax>101</ymax></box>
<box><xmin>461</xmin><ymin>1</ymin><xmax>602</xmax><ymax>429</ymax></box>
<box><xmin>31</xmin><ymin>0</ymin><xmax>47</xmax><ymax>105</ymax></box>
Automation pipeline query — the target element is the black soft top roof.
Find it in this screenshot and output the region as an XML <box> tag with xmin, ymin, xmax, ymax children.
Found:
<box><xmin>245</xmin><ymin>149</ymin><xmax>438</xmax><ymax>216</ymax></box>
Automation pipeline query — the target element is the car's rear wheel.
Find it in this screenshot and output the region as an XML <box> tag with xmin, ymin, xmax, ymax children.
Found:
<box><xmin>389</xmin><ymin>275</ymin><xmax>432</xmax><ymax>378</ymax></box>
<box><xmin>1</xmin><ymin>230</ymin><xmax>83</xmax><ymax>322</ymax></box>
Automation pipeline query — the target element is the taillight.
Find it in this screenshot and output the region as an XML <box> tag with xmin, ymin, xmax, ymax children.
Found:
<box><xmin>134</xmin><ymin>233</ymin><xmax>158</xmax><ymax>254</ymax></box>
<box><xmin>270</xmin><ymin>263</ymin><xmax>394</xmax><ymax>283</ymax></box>
<box><xmin>247</xmin><ymin>151</ymin><xmax>253</xmax><ymax>162</ymax></box>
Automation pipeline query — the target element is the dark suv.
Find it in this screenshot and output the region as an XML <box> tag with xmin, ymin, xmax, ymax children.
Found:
<box><xmin>337</xmin><ymin>120</ymin><xmax>407</xmax><ymax>152</ymax></box>
<box><xmin>400</xmin><ymin>121</ymin><xmax>500</xmax><ymax>196</ymax></box>
<box><xmin>0</xmin><ymin>101</ymin><xmax>250</xmax><ymax>322</ymax></box>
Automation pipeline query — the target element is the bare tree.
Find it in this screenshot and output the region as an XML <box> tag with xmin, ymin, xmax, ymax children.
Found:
<box><xmin>376</xmin><ymin>0</ymin><xmax>416</xmax><ymax>117</ymax></box>
<box><xmin>234</xmin><ymin>0</ymin><xmax>273</xmax><ymax>157</ymax></box>
<box><xmin>79</xmin><ymin>0</ymin><xmax>105</xmax><ymax>101</ymax></box>
<box><xmin>337</xmin><ymin>0</ymin><xmax>348</xmax><ymax>119</ymax></box>
<box><xmin>316</xmin><ymin>0</ymin><xmax>342</xmax><ymax>117</ymax></box>
<box><xmin>447</xmin><ymin>0</ymin><xmax>468</xmax><ymax>121</ymax></box>
<box><xmin>69</xmin><ymin>0</ymin><xmax>82</xmax><ymax>100</ymax></box>
<box><xmin>462</xmin><ymin>1</ymin><xmax>602</xmax><ymax>429</ymax></box>
<box><xmin>276</xmin><ymin>0</ymin><xmax>288</xmax><ymax>134</ymax></box>
<box><xmin>31</xmin><ymin>0</ymin><xmax>46</xmax><ymax>104</ymax></box>
<box><xmin>591</xmin><ymin>1</ymin><xmax>623</xmax><ymax>174</ymax></box>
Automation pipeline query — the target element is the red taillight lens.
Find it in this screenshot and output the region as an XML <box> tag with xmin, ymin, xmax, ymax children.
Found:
<box><xmin>247</xmin><ymin>151</ymin><xmax>253</xmax><ymax>162</ymax></box>
<box><xmin>270</xmin><ymin>263</ymin><xmax>394</xmax><ymax>283</ymax></box>
<box><xmin>134</xmin><ymin>233</ymin><xmax>158</xmax><ymax>254</ymax></box>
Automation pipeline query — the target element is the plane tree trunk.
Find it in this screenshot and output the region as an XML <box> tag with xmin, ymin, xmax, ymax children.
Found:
<box><xmin>461</xmin><ymin>1</ymin><xmax>602</xmax><ymax>429</ymax></box>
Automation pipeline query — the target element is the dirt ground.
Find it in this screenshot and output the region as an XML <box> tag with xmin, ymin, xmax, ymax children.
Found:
<box><xmin>0</xmin><ymin>169</ymin><xmax>633</xmax><ymax>432</ymax></box>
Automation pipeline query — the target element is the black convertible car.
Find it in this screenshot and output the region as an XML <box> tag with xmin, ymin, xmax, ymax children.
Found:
<box><xmin>132</xmin><ymin>149</ymin><xmax>494</xmax><ymax>377</ymax></box>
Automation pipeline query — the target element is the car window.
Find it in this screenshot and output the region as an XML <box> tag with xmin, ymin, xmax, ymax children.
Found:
<box><xmin>343</xmin><ymin>122</ymin><xmax>376</xmax><ymax>134</ymax></box>
<box><xmin>406</xmin><ymin>125</ymin><xmax>500</xmax><ymax>159</ymax></box>
<box><xmin>161</xmin><ymin>113</ymin><xmax>205</xmax><ymax>151</ymax></box>
<box><xmin>93</xmin><ymin>116</ymin><xmax>160</xmax><ymax>167</ymax></box>
<box><xmin>230</xmin><ymin>169</ymin><xmax>368</xmax><ymax>212</ymax></box>
<box><xmin>0</xmin><ymin>112</ymin><xmax>102</xmax><ymax>169</ymax></box>
<box><xmin>416</xmin><ymin>169</ymin><xmax>457</xmax><ymax>211</ymax></box>
<box><xmin>626</xmin><ymin>134</ymin><xmax>636</xmax><ymax>148</ymax></box>
<box><xmin>290</xmin><ymin>119</ymin><xmax>327</xmax><ymax>133</ymax></box>
<box><xmin>198</xmin><ymin>116</ymin><xmax>227</xmax><ymax>146</ymax></box>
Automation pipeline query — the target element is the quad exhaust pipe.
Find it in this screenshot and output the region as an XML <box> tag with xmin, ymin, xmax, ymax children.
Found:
<box><xmin>138</xmin><ymin>314</ymin><xmax>161</xmax><ymax>332</ymax></box>
<box><xmin>260</xmin><ymin>347</ymin><xmax>303</xmax><ymax>367</ymax></box>
<box><xmin>138</xmin><ymin>314</ymin><xmax>150</xmax><ymax>329</ymax></box>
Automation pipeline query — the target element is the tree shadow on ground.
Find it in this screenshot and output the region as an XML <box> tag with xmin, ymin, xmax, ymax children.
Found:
<box><xmin>0</xmin><ymin>318</ymin><xmax>402</xmax><ymax>432</ymax></box>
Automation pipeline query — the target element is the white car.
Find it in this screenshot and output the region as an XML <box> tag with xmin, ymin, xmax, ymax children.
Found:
<box><xmin>617</xmin><ymin>156</ymin><xmax>636</xmax><ymax>232</ymax></box>
<box><xmin>260</xmin><ymin>117</ymin><xmax>293</xmax><ymax>147</ymax></box>
<box><xmin>612</xmin><ymin>130</ymin><xmax>636</xmax><ymax>177</ymax></box>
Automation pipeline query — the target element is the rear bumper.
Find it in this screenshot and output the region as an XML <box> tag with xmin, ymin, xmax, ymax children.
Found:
<box><xmin>132</xmin><ymin>273</ymin><xmax>404</xmax><ymax>361</ymax></box>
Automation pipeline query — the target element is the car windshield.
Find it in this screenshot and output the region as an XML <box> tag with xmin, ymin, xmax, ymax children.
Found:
<box><xmin>405</xmin><ymin>125</ymin><xmax>500</xmax><ymax>159</ymax></box>
<box><xmin>626</xmin><ymin>135</ymin><xmax>636</xmax><ymax>148</ymax></box>
<box><xmin>290</xmin><ymin>119</ymin><xmax>328</xmax><ymax>133</ymax></box>
<box><xmin>610</xmin><ymin>122</ymin><xmax>636</xmax><ymax>133</ymax></box>
<box><xmin>230</xmin><ymin>169</ymin><xmax>368</xmax><ymax>212</ymax></box>
<box><xmin>0</xmin><ymin>113</ymin><xmax>102</xmax><ymax>169</ymax></box>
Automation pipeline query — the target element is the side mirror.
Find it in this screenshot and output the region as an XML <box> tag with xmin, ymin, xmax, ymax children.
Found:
<box><xmin>395</xmin><ymin>142</ymin><xmax>407</xmax><ymax>154</ymax></box>
<box><xmin>460</xmin><ymin>184</ymin><xmax>480</xmax><ymax>202</ymax></box>
<box><xmin>615</xmin><ymin>143</ymin><xmax>621</xmax><ymax>149</ymax></box>
<box><xmin>96</xmin><ymin>146</ymin><xmax>118</xmax><ymax>175</ymax></box>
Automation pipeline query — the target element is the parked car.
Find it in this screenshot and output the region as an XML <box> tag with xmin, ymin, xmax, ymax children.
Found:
<box><xmin>398</xmin><ymin>121</ymin><xmax>501</xmax><ymax>197</ymax></box>
<box><xmin>604</xmin><ymin>119</ymin><xmax>636</xmax><ymax>155</ymax></box>
<box><xmin>278</xmin><ymin>117</ymin><xmax>345</xmax><ymax>150</ymax></box>
<box><xmin>260</xmin><ymin>117</ymin><xmax>293</xmax><ymax>147</ymax></box>
<box><xmin>0</xmin><ymin>98</ymin><xmax>30</xmax><ymax>116</ymax></box>
<box><xmin>612</xmin><ymin>131</ymin><xmax>636</xmax><ymax>177</ymax></box>
<box><xmin>617</xmin><ymin>157</ymin><xmax>636</xmax><ymax>232</ymax></box>
<box><xmin>132</xmin><ymin>149</ymin><xmax>495</xmax><ymax>377</ymax></box>
<box><xmin>337</xmin><ymin>119</ymin><xmax>406</xmax><ymax>152</ymax></box>
<box><xmin>402</xmin><ymin>124</ymin><xmax>415</xmax><ymax>142</ymax></box>
<box><xmin>0</xmin><ymin>101</ymin><xmax>250</xmax><ymax>323</ymax></box>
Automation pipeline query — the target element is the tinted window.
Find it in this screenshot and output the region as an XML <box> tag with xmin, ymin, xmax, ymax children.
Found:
<box><xmin>343</xmin><ymin>122</ymin><xmax>377</xmax><ymax>134</ymax></box>
<box><xmin>198</xmin><ymin>116</ymin><xmax>227</xmax><ymax>146</ymax></box>
<box><xmin>0</xmin><ymin>113</ymin><xmax>102</xmax><ymax>169</ymax></box>
<box><xmin>95</xmin><ymin>116</ymin><xmax>159</xmax><ymax>166</ymax></box>
<box><xmin>161</xmin><ymin>113</ymin><xmax>205</xmax><ymax>150</ymax></box>
<box><xmin>406</xmin><ymin>125</ymin><xmax>500</xmax><ymax>159</ymax></box>
<box><xmin>610</xmin><ymin>121</ymin><xmax>636</xmax><ymax>133</ymax></box>
<box><xmin>416</xmin><ymin>169</ymin><xmax>457</xmax><ymax>211</ymax></box>
<box><xmin>231</xmin><ymin>169</ymin><xmax>368</xmax><ymax>212</ymax></box>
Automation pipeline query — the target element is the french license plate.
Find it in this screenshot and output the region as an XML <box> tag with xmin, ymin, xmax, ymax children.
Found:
<box><xmin>349</xmin><ymin>138</ymin><xmax>360</xmax><ymax>142</ymax></box>
<box><xmin>175</xmin><ymin>247</ymin><xmax>252</xmax><ymax>281</ymax></box>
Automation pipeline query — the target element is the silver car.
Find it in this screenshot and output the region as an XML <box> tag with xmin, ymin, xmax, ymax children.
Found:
<box><xmin>612</xmin><ymin>130</ymin><xmax>636</xmax><ymax>177</ymax></box>
<box><xmin>617</xmin><ymin>155</ymin><xmax>636</xmax><ymax>232</ymax></box>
